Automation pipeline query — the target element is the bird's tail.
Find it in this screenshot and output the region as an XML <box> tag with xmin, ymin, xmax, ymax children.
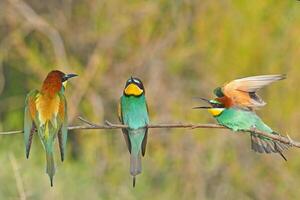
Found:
<box><xmin>46</xmin><ymin>151</ymin><xmax>55</xmax><ymax>187</ymax></box>
<box><xmin>250</xmin><ymin>133</ymin><xmax>290</xmax><ymax>161</ymax></box>
<box><xmin>130</xmin><ymin>153</ymin><xmax>142</xmax><ymax>187</ymax></box>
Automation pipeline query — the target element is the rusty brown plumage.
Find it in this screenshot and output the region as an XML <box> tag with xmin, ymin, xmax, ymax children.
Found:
<box><xmin>218</xmin><ymin>74</ymin><xmax>285</xmax><ymax>109</ymax></box>
<box><xmin>41</xmin><ymin>70</ymin><xmax>65</xmax><ymax>97</ymax></box>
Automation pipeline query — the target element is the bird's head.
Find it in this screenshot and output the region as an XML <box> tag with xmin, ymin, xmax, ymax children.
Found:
<box><xmin>42</xmin><ymin>70</ymin><xmax>78</xmax><ymax>94</ymax></box>
<box><xmin>123</xmin><ymin>77</ymin><xmax>145</xmax><ymax>97</ymax></box>
<box><xmin>61</xmin><ymin>72</ymin><xmax>78</xmax><ymax>90</ymax></box>
<box><xmin>193</xmin><ymin>97</ymin><xmax>225</xmax><ymax>117</ymax></box>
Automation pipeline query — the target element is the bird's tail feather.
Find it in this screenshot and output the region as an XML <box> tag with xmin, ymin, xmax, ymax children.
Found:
<box><xmin>130</xmin><ymin>153</ymin><xmax>142</xmax><ymax>187</ymax></box>
<box><xmin>46</xmin><ymin>151</ymin><xmax>55</xmax><ymax>187</ymax></box>
<box><xmin>250</xmin><ymin>134</ymin><xmax>289</xmax><ymax>161</ymax></box>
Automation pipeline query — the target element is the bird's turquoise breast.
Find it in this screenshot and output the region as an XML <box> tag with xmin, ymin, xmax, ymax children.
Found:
<box><xmin>215</xmin><ymin>108</ymin><xmax>273</xmax><ymax>133</ymax></box>
<box><xmin>121</xmin><ymin>95</ymin><xmax>149</xmax><ymax>155</ymax></box>
<box><xmin>121</xmin><ymin>95</ymin><xmax>149</xmax><ymax>129</ymax></box>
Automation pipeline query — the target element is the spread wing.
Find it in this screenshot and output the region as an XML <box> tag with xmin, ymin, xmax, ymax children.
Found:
<box><xmin>222</xmin><ymin>74</ymin><xmax>285</xmax><ymax>108</ymax></box>
<box><xmin>57</xmin><ymin>93</ymin><xmax>68</xmax><ymax>162</ymax></box>
<box><xmin>24</xmin><ymin>89</ymin><xmax>39</xmax><ymax>158</ymax></box>
<box><xmin>118</xmin><ymin>99</ymin><xmax>131</xmax><ymax>153</ymax></box>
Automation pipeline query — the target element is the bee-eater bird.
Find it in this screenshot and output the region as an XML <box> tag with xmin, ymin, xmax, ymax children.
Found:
<box><xmin>24</xmin><ymin>70</ymin><xmax>77</xmax><ymax>186</ymax></box>
<box><xmin>195</xmin><ymin>75</ymin><xmax>289</xmax><ymax>160</ymax></box>
<box><xmin>118</xmin><ymin>77</ymin><xmax>149</xmax><ymax>187</ymax></box>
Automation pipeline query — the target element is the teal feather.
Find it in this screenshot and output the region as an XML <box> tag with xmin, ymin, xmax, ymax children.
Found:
<box><xmin>214</xmin><ymin>108</ymin><xmax>289</xmax><ymax>159</ymax></box>
<box><xmin>57</xmin><ymin>93</ymin><xmax>68</xmax><ymax>162</ymax></box>
<box><xmin>24</xmin><ymin>89</ymin><xmax>39</xmax><ymax>158</ymax></box>
<box><xmin>215</xmin><ymin>108</ymin><xmax>273</xmax><ymax>134</ymax></box>
<box><xmin>120</xmin><ymin>94</ymin><xmax>149</xmax><ymax>186</ymax></box>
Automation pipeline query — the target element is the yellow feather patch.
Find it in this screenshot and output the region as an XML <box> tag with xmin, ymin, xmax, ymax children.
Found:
<box><xmin>45</xmin><ymin>122</ymin><xmax>49</xmax><ymax>139</ymax></box>
<box><xmin>208</xmin><ymin>108</ymin><xmax>224</xmax><ymax>117</ymax></box>
<box><xmin>36</xmin><ymin>94</ymin><xmax>60</xmax><ymax>125</ymax></box>
<box><xmin>124</xmin><ymin>83</ymin><xmax>143</xmax><ymax>96</ymax></box>
<box><xmin>63</xmin><ymin>81</ymin><xmax>68</xmax><ymax>89</ymax></box>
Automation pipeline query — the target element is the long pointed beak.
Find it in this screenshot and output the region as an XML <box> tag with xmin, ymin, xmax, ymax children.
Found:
<box><xmin>66</xmin><ymin>74</ymin><xmax>78</xmax><ymax>79</ymax></box>
<box><xmin>193</xmin><ymin>106</ymin><xmax>212</xmax><ymax>109</ymax></box>
<box><xmin>194</xmin><ymin>97</ymin><xmax>211</xmax><ymax>103</ymax></box>
<box><xmin>63</xmin><ymin>73</ymin><xmax>78</xmax><ymax>82</ymax></box>
<box><xmin>193</xmin><ymin>97</ymin><xmax>212</xmax><ymax>109</ymax></box>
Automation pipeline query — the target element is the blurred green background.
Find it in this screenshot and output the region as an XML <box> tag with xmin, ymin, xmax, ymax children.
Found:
<box><xmin>1</xmin><ymin>0</ymin><xmax>300</xmax><ymax>199</ymax></box>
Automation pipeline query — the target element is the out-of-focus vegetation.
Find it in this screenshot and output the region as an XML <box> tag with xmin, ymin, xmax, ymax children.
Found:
<box><xmin>1</xmin><ymin>0</ymin><xmax>300</xmax><ymax>199</ymax></box>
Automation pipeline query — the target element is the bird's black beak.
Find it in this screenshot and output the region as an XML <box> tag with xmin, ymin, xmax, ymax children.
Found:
<box><xmin>193</xmin><ymin>97</ymin><xmax>212</xmax><ymax>109</ymax></box>
<box><xmin>63</xmin><ymin>73</ymin><xmax>78</xmax><ymax>82</ymax></box>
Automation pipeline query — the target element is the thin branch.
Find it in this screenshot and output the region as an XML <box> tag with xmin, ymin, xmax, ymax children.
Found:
<box><xmin>0</xmin><ymin>117</ymin><xmax>299</xmax><ymax>149</ymax></box>
<box><xmin>1</xmin><ymin>130</ymin><xmax>23</xmax><ymax>135</ymax></box>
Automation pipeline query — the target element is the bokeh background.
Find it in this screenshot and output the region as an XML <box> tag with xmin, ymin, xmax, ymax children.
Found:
<box><xmin>1</xmin><ymin>0</ymin><xmax>300</xmax><ymax>199</ymax></box>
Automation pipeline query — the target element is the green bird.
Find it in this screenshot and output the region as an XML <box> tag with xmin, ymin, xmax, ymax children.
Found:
<box><xmin>118</xmin><ymin>77</ymin><xmax>149</xmax><ymax>187</ymax></box>
<box><xmin>195</xmin><ymin>75</ymin><xmax>289</xmax><ymax>160</ymax></box>
<box><xmin>24</xmin><ymin>70</ymin><xmax>77</xmax><ymax>186</ymax></box>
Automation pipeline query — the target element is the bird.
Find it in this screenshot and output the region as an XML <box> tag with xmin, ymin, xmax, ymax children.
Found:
<box><xmin>194</xmin><ymin>74</ymin><xmax>289</xmax><ymax>160</ymax></box>
<box><xmin>118</xmin><ymin>77</ymin><xmax>149</xmax><ymax>187</ymax></box>
<box><xmin>24</xmin><ymin>70</ymin><xmax>77</xmax><ymax>186</ymax></box>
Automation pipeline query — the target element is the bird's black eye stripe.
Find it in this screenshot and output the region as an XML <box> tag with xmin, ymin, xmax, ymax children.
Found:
<box><xmin>210</xmin><ymin>102</ymin><xmax>224</xmax><ymax>108</ymax></box>
<box><xmin>125</xmin><ymin>79</ymin><xmax>133</xmax><ymax>87</ymax></box>
<box><xmin>133</xmin><ymin>79</ymin><xmax>140</xmax><ymax>84</ymax></box>
<box><xmin>124</xmin><ymin>77</ymin><xmax>144</xmax><ymax>91</ymax></box>
<box><xmin>214</xmin><ymin>103</ymin><xmax>224</xmax><ymax>108</ymax></box>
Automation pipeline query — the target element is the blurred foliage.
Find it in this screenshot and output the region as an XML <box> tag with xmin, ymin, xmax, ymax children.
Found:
<box><xmin>1</xmin><ymin>0</ymin><xmax>300</xmax><ymax>199</ymax></box>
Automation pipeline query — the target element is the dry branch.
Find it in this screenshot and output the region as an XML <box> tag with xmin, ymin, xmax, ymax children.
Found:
<box><xmin>0</xmin><ymin>117</ymin><xmax>299</xmax><ymax>149</ymax></box>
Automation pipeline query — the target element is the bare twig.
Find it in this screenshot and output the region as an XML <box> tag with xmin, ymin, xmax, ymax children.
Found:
<box><xmin>1</xmin><ymin>130</ymin><xmax>23</xmax><ymax>135</ymax></box>
<box><xmin>9</xmin><ymin>153</ymin><xmax>26</xmax><ymax>200</ymax></box>
<box><xmin>0</xmin><ymin>117</ymin><xmax>300</xmax><ymax>149</ymax></box>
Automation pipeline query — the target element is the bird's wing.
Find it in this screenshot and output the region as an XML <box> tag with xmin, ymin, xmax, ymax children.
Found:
<box><xmin>57</xmin><ymin>93</ymin><xmax>68</xmax><ymax>162</ymax></box>
<box><xmin>250</xmin><ymin>133</ymin><xmax>289</xmax><ymax>161</ymax></box>
<box><xmin>141</xmin><ymin>102</ymin><xmax>150</xmax><ymax>156</ymax></box>
<box><xmin>223</xmin><ymin>74</ymin><xmax>285</xmax><ymax>108</ymax></box>
<box><xmin>24</xmin><ymin>89</ymin><xmax>39</xmax><ymax>158</ymax></box>
<box><xmin>119</xmin><ymin>98</ymin><xmax>131</xmax><ymax>153</ymax></box>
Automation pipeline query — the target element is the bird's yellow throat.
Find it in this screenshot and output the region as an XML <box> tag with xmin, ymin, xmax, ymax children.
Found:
<box><xmin>63</xmin><ymin>81</ymin><xmax>68</xmax><ymax>89</ymax></box>
<box><xmin>124</xmin><ymin>83</ymin><xmax>143</xmax><ymax>96</ymax></box>
<box><xmin>208</xmin><ymin>108</ymin><xmax>224</xmax><ymax>117</ymax></box>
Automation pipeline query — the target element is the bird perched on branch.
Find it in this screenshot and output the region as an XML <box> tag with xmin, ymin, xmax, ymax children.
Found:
<box><xmin>118</xmin><ymin>77</ymin><xmax>149</xmax><ymax>187</ymax></box>
<box><xmin>195</xmin><ymin>74</ymin><xmax>289</xmax><ymax>160</ymax></box>
<box><xmin>24</xmin><ymin>70</ymin><xmax>77</xmax><ymax>186</ymax></box>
